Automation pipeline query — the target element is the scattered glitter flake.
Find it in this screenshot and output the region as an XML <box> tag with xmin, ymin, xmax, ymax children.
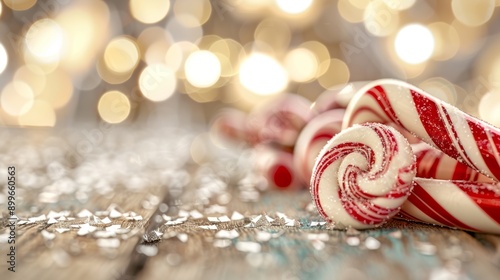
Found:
<box><xmin>199</xmin><ymin>225</ymin><xmax>218</xmax><ymax>230</ymax></box>
<box><xmin>218</xmin><ymin>215</ymin><xmax>231</xmax><ymax>222</ymax></box>
<box><xmin>106</xmin><ymin>225</ymin><xmax>121</xmax><ymax>232</ymax></box>
<box><xmin>276</xmin><ymin>212</ymin><xmax>287</xmax><ymax>219</ymax></box>
<box><xmin>47</xmin><ymin>210</ymin><xmax>65</xmax><ymax>219</ymax></box>
<box><xmin>231</xmin><ymin>211</ymin><xmax>244</xmax><ymax>221</ymax></box>
<box><xmin>101</xmin><ymin>217</ymin><xmax>112</xmax><ymax>224</ymax></box>
<box><xmin>244</xmin><ymin>223</ymin><xmax>255</xmax><ymax>228</ymax></box>
<box><xmin>179</xmin><ymin>210</ymin><xmax>190</xmax><ymax>217</ymax></box>
<box><xmin>265</xmin><ymin>215</ymin><xmax>275</xmax><ymax>223</ymax></box>
<box><xmin>310</xmin><ymin>221</ymin><xmax>327</xmax><ymax>227</ymax></box>
<box><xmin>143</xmin><ymin>229</ymin><xmax>163</xmax><ymax>242</ymax></box>
<box><xmin>55</xmin><ymin>228</ymin><xmax>70</xmax><ymax>234</ymax></box>
<box><xmin>166</xmin><ymin>219</ymin><xmax>185</xmax><ymax>226</ymax></box>
<box><xmin>215</xmin><ymin>229</ymin><xmax>239</xmax><ymax>239</ymax></box>
<box><xmin>58</xmin><ymin>216</ymin><xmax>67</xmax><ymax>221</ymax></box>
<box><xmin>138</xmin><ymin>245</ymin><xmax>159</xmax><ymax>256</ymax></box>
<box><xmin>90</xmin><ymin>216</ymin><xmax>103</xmax><ymax>224</ymax></box>
<box><xmin>109</xmin><ymin>209</ymin><xmax>122</xmax><ymax>218</ymax></box>
<box><xmin>208</xmin><ymin>217</ymin><xmax>219</xmax><ymax>222</ymax></box>
<box><xmin>177</xmin><ymin>233</ymin><xmax>189</xmax><ymax>242</ymax></box>
<box><xmin>346</xmin><ymin>227</ymin><xmax>361</xmax><ymax>236</ymax></box>
<box><xmin>94</xmin><ymin>211</ymin><xmax>109</xmax><ymax>216</ymax></box>
<box><xmin>346</xmin><ymin>237</ymin><xmax>360</xmax><ymax>246</ymax></box>
<box><xmin>77</xmin><ymin>225</ymin><xmax>97</xmax><ymax>236</ymax></box>
<box><xmin>97</xmin><ymin>238</ymin><xmax>120</xmax><ymax>249</ymax></box>
<box><xmin>251</xmin><ymin>215</ymin><xmax>263</xmax><ymax>224</ymax></box>
<box><xmin>236</xmin><ymin>241</ymin><xmax>262</xmax><ymax>253</ymax></box>
<box><xmin>256</xmin><ymin>231</ymin><xmax>272</xmax><ymax>242</ymax></box>
<box><xmin>311</xmin><ymin>240</ymin><xmax>325</xmax><ymax>251</ymax></box>
<box><xmin>163</xmin><ymin>214</ymin><xmax>172</xmax><ymax>221</ymax></box>
<box><xmin>41</xmin><ymin>230</ymin><xmax>56</xmax><ymax>240</ymax></box>
<box><xmin>47</xmin><ymin>217</ymin><xmax>58</xmax><ymax>225</ymax></box>
<box><xmin>94</xmin><ymin>231</ymin><xmax>116</xmax><ymax>238</ymax></box>
<box><xmin>190</xmin><ymin>210</ymin><xmax>204</xmax><ymax>219</ymax></box>
<box><xmin>416</xmin><ymin>241</ymin><xmax>437</xmax><ymax>256</ymax></box>
<box><xmin>389</xmin><ymin>230</ymin><xmax>402</xmax><ymax>239</ymax></box>
<box><xmin>365</xmin><ymin>237</ymin><xmax>381</xmax><ymax>250</ymax></box>
<box><xmin>285</xmin><ymin>218</ymin><xmax>297</xmax><ymax>227</ymax></box>
<box><xmin>308</xmin><ymin>233</ymin><xmax>329</xmax><ymax>242</ymax></box>
<box><xmin>213</xmin><ymin>239</ymin><xmax>232</xmax><ymax>248</ymax></box>
<box><xmin>77</xmin><ymin>209</ymin><xmax>93</xmax><ymax>218</ymax></box>
<box><xmin>133</xmin><ymin>215</ymin><xmax>143</xmax><ymax>221</ymax></box>
<box><xmin>17</xmin><ymin>220</ymin><xmax>28</xmax><ymax>225</ymax></box>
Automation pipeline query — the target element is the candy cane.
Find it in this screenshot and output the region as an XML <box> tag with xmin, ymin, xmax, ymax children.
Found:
<box><xmin>311</xmin><ymin>79</ymin><xmax>500</xmax><ymax>233</ymax></box>
<box><xmin>344</xmin><ymin>79</ymin><xmax>500</xmax><ymax>182</ymax></box>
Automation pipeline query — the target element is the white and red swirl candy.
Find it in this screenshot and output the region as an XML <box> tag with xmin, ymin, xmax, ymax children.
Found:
<box><xmin>310</xmin><ymin>122</ymin><xmax>416</xmax><ymax>228</ymax></box>
<box><xmin>294</xmin><ymin>109</ymin><xmax>344</xmax><ymax>184</ymax></box>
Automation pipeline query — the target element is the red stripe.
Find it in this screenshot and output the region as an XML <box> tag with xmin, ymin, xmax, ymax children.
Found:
<box><xmin>406</xmin><ymin>182</ymin><xmax>477</xmax><ymax>231</ymax></box>
<box><xmin>466</xmin><ymin>119</ymin><xmax>500</xmax><ymax>181</ymax></box>
<box><xmin>454</xmin><ymin>181</ymin><xmax>500</xmax><ymax>224</ymax></box>
<box><xmin>411</xmin><ymin>90</ymin><xmax>461</xmax><ymax>160</ymax></box>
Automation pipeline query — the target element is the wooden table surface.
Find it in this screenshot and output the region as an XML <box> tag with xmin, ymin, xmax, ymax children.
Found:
<box><xmin>1</xmin><ymin>128</ymin><xmax>500</xmax><ymax>280</ymax></box>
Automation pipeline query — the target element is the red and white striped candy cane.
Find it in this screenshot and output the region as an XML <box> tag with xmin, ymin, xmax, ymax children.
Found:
<box><xmin>293</xmin><ymin>109</ymin><xmax>344</xmax><ymax>184</ymax></box>
<box><xmin>311</xmin><ymin>79</ymin><xmax>500</xmax><ymax>233</ymax></box>
<box><xmin>344</xmin><ymin>79</ymin><xmax>500</xmax><ymax>182</ymax></box>
<box><xmin>412</xmin><ymin>142</ymin><xmax>493</xmax><ymax>183</ymax></box>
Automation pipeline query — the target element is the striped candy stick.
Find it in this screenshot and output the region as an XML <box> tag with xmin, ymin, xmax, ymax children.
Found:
<box><xmin>343</xmin><ymin>79</ymin><xmax>500</xmax><ymax>182</ymax></box>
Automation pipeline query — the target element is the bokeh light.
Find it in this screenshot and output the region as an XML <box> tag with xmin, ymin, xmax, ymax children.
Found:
<box><xmin>0</xmin><ymin>43</ymin><xmax>7</xmax><ymax>75</ymax></box>
<box><xmin>429</xmin><ymin>22</ymin><xmax>460</xmax><ymax>61</ymax></box>
<box><xmin>139</xmin><ymin>64</ymin><xmax>177</xmax><ymax>102</ymax></box>
<box><xmin>275</xmin><ymin>0</ymin><xmax>313</xmax><ymax>14</ymax></box>
<box><xmin>284</xmin><ymin>48</ymin><xmax>318</xmax><ymax>83</ymax></box>
<box><xmin>239</xmin><ymin>53</ymin><xmax>288</xmax><ymax>96</ymax></box>
<box><xmin>338</xmin><ymin>0</ymin><xmax>365</xmax><ymax>23</ymax></box>
<box><xmin>318</xmin><ymin>58</ymin><xmax>350</xmax><ymax>89</ymax></box>
<box><xmin>129</xmin><ymin>0</ymin><xmax>170</xmax><ymax>24</ymax></box>
<box><xmin>165</xmin><ymin>42</ymin><xmax>199</xmax><ymax>75</ymax></box>
<box><xmin>3</xmin><ymin>0</ymin><xmax>36</xmax><ymax>11</ymax></box>
<box><xmin>18</xmin><ymin>100</ymin><xmax>56</xmax><ymax>127</ymax></box>
<box><xmin>104</xmin><ymin>37</ymin><xmax>140</xmax><ymax>74</ymax></box>
<box><xmin>395</xmin><ymin>24</ymin><xmax>435</xmax><ymax>64</ymax></box>
<box><xmin>185</xmin><ymin>50</ymin><xmax>221</xmax><ymax>88</ymax></box>
<box><xmin>173</xmin><ymin>0</ymin><xmax>212</xmax><ymax>27</ymax></box>
<box><xmin>479</xmin><ymin>91</ymin><xmax>500</xmax><ymax>127</ymax></box>
<box><xmin>13</xmin><ymin>65</ymin><xmax>46</xmax><ymax>96</ymax></box>
<box><xmin>383</xmin><ymin>0</ymin><xmax>415</xmax><ymax>10</ymax></box>
<box><xmin>166</xmin><ymin>15</ymin><xmax>203</xmax><ymax>43</ymax></box>
<box><xmin>25</xmin><ymin>19</ymin><xmax>65</xmax><ymax>63</ymax></box>
<box><xmin>1</xmin><ymin>81</ymin><xmax>34</xmax><ymax>116</ymax></box>
<box><xmin>363</xmin><ymin>0</ymin><xmax>399</xmax><ymax>37</ymax></box>
<box><xmin>38</xmin><ymin>69</ymin><xmax>74</xmax><ymax>109</ymax></box>
<box><xmin>452</xmin><ymin>0</ymin><xmax>495</xmax><ymax>27</ymax></box>
<box><xmin>98</xmin><ymin>90</ymin><xmax>131</xmax><ymax>124</ymax></box>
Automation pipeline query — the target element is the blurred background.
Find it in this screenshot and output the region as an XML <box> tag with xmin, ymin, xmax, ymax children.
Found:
<box><xmin>1</xmin><ymin>0</ymin><xmax>500</xmax><ymax>130</ymax></box>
